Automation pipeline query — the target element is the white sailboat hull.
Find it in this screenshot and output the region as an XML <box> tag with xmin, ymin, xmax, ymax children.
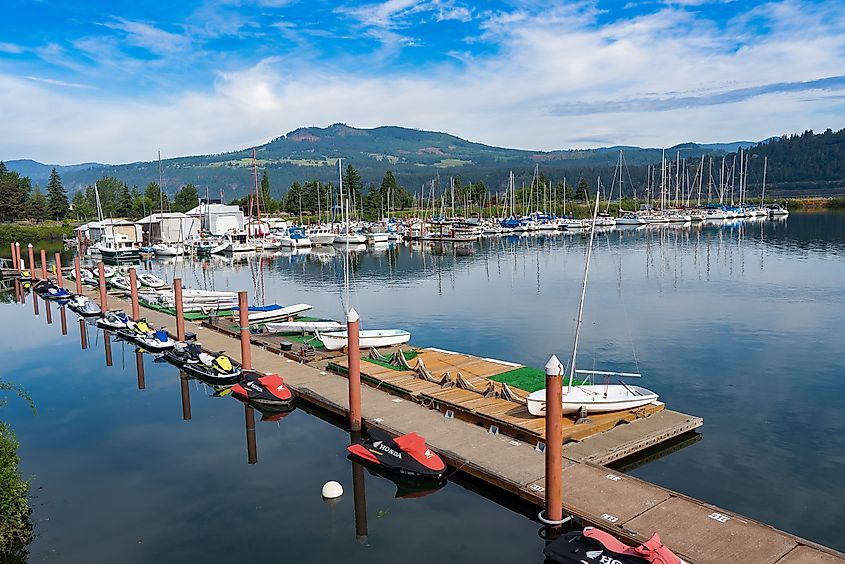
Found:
<box><xmin>265</xmin><ymin>320</ymin><xmax>344</xmax><ymax>333</ymax></box>
<box><xmin>244</xmin><ymin>303</ymin><xmax>312</xmax><ymax>323</ymax></box>
<box><xmin>526</xmin><ymin>385</ymin><xmax>659</xmax><ymax>416</ymax></box>
<box><xmin>318</xmin><ymin>329</ymin><xmax>411</xmax><ymax>351</ymax></box>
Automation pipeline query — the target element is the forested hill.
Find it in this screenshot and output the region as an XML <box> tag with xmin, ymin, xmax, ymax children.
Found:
<box><xmin>3</xmin><ymin>124</ymin><xmax>755</xmax><ymax>199</ymax></box>
<box><xmin>742</xmin><ymin>128</ymin><xmax>845</xmax><ymax>195</ymax></box>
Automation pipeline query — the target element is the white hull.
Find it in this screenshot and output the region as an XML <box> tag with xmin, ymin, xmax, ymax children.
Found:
<box><xmin>366</xmin><ymin>233</ymin><xmax>389</xmax><ymax>244</ymax></box>
<box><xmin>308</xmin><ymin>232</ymin><xmax>336</xmax><ymax>245</ymax></box>
<box><xmin>526</xmin><ymin>385</ymin><xmax>659</xmax><ymax>416</ymax></box>
<box><xmin>334</xmin><ymin>233</ymin><xmax>368</xmax><ymax>245</ymax></box>
<box><xmin>245</xmin><ymin>303</ymin><xmax>312</xmax><ymax>323</ymax></box>
<box><xmin>318</xmin><ymin>329</ymin><xmax>411</xmax><ymax>351</ymax></box>
<box><xmin>224</xmin><ymin>242</ymin><xmax>255</xmax><ymax>253</ymax></box>
<box><xmin>280</xmin><ymin>237</ymin><xmax>312</xmax><ymax>248</ymax></box>
<box><xmin>265</xmin><ymin>320</ymin><xmax>344</xmax><ymax>333</ymax></box>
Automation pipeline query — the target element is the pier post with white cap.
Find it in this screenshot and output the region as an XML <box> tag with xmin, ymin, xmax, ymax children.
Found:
<box><xmin>347</xmin><ymin>308</ymin><xmax>362</xmax><ymax>432</ymax></box>
<box><xmin>128</xmin><ymin>268</ymin><xmax>140</xmax><ymax>319</ymax></box>
<box><xmin>98</xmin><ymin>261</ymin><xmax>108</xmax><ymax>310</ymax></box>
<box><xmin>543</xmin><ymin>354</ymin><xmax>565</xmax><ymax>526</ymax></box>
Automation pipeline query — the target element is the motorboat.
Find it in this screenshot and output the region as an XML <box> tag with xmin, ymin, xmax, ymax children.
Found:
<box><xmin>152</xmin><ymin>243</ymin><xmax>184</xmax><ymax>256</ymax></box>
<box><xmin>219</xmin><ymin>229</ymin><xmax>254</xmax><ymax>253</ymax></box>
<box><xmin>137</xmin><ymin>273</ymin><xmax>167</xmax><ymax>289</ymax></box>
<box><xmin>235</xmin><ymin>303</ymin><xmax>313</xmax><ymax>324</ymax></box>
<box><xmin>67</xmin><ymin>294</ymin><xmax>102</xmax><ymax>317</ymax></box>
<box><xmin>230</xmin><ymin>371</ymin><xmax>294</xmax><ymax>410</ymax></box>
<box><xmin>306</xmin><ymin>225</ymin><xmax>336</xmax><ymax>246</ymax></box>
<box><xmin>265</xmin><ymin>319</ymin><xmax>344</xmax><ymax>334</ymax></box>
<box><xmin>279</xmin><ymin>226</ymin><xmax>312</xmax><ymax>248</ymax></box>
<box><xmin>347</xmin><ymin>427</ymin><xmax>446</xmax><ymax>480</ymax></box>
<box><xmin>615</xmin><ymin>212</ymin><xmax>648</xmax><ymax>226</ymax></box>
<box><xmin>317</xmin><ymin>329</ymin><xmax>411</xmax><ymax>351</ymax></box>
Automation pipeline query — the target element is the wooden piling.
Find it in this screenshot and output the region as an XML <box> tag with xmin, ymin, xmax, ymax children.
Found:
<box><xmin>179</xmin><ymin>372</ymin><xmax>190</xmax><ymax>419</ymax></box>
<box><xmin>54</xmin><ymin>252</ymin><xmax>63</xmax><ymax>288</ymax></box>
<box><xmin>60</xmin><ymin>305</ymin><xmax>67</xmax><ymax>336</ymax></box>
<box><xmin>174</xmin><ymin>277</ymin><xmax>185</xmax><ymax>342</ymax></box>
<box><xmin>347</xmin><ymin>308</ymin><xmax>362</xmax><ymax>432</ymax></box>
<box><xmin>543</xmin><ymin>355</ymin><xmax>564</xmax><ymax>525</ymax></box>
<box><xmin>9</xmin><ymin>243</ymin><xmax>16</xmax><ymax>270</ymax></box>
<box><xmin>15</xmin><ymin>242</ymin><xmax>21</xmax><ymax>270</ymax></box>
<box><xmin>27</xmin><ymin>244</ymin><xmax>35</xmax><ymax>278</ymax></box>
<box><xmin>238</xmin><ymin>291</ymin><xmax>251</xmax><ymax>370</ymax></box>
<box><xmin>128</xmin><ymin>268</ymin><xmax>140</xmax><ymax>319</ymax></box>
<box><xmin>104</xmin><ymin>332</ymin><xmax>112</xmax><ymax>367</ymax></box>
<box><xmin>245</xmin><ymin>405</ymin><xmax>257</xmax><ymax>464</ymax></box>
<box><xmin>136</xmin><ymin>351</ymin><xmax>146</xmax><ymax>390</ymax></box>
<box><xmin>33</xmin><ymin>291</ymin><xmax>39</xmax><ymax>316</ymax></box>
<box><xmin>74</xmin><ymin>256</ymin><xmax>82</xmax><ymax>295</ymax></box>
<box><xmin>40</xmin><ymin>249</ymin><xmax>47</xmax><ymax>280</ymax></box>
<box><xmin>98</xmin><ymin>262</ymin><xmax>108</xmax><ymax>310</ymax></box>
<box><xmin>79</xmin><ymin>318</ymin><xmax>88</xmax><ymax>349</ymax></box>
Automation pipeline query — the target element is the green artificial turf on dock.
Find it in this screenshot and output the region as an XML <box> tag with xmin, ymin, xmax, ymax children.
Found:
<box><xmin>490</xmin><ymin>366</ymin><xmax>584</xmax><ymax>393</ymax></box>
<box><xmin>362</xmin><ymin>350</ymin><xmax>419</xmax><ymax>371</ymax></box>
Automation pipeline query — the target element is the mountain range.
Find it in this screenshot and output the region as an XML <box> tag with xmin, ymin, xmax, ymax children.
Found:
<box><xmin>0</xmin><ymin>123</ymin><xmax>771</xmax><ymax>198</ymax></box>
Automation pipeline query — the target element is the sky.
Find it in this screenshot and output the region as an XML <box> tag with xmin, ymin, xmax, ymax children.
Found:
<box><xmin>1</xmin><ymin>0</ymin><xmax>844</xmax><ymax>164</ymax></box>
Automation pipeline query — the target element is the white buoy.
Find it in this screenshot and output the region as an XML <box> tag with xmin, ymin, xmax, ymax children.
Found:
<box><xmin>322</xmin><ymin>480</ymin><xmax>343</xmax><ymax>499</ymax></box>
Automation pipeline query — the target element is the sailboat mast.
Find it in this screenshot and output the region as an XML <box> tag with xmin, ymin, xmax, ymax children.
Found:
<box><xmin>567</xmin><ymin>185</ymin><xmax>602</xmax><ymax>392</ymax></box>
<box><xmin>761</xmin><ymin>156</ymin><xmax>767</xmax><ymax>206</ymax></box>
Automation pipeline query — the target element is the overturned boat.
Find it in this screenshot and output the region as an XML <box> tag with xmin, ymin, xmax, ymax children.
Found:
<box><xmin>318</xmin><ymin>329</ymin><xmax>411</xmax><ymax>351</ymax></box>
<box><xmin>346</xmin><ymin>427</ymin><xmax>446</xmax><ymax>480</ymax></box>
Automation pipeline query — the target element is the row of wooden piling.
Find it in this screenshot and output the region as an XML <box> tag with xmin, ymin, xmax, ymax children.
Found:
<box><xmin>15</xmin><ymin>241</ymin><xmax>566</xmax><ymax>526</ymax></box>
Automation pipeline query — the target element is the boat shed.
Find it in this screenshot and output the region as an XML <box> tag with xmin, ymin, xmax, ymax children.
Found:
<box><xmin>186</xmin><ymin>203</ymin><xmax>245</xmax><ymax>236</ymax></box>
<box><xmin>137</xmin><ymin>212</ymin><xmax>200</xmax><ymax>243</ymax></box>
<box><xmin>76</xmin><ymin>219</ymin><xmax>142</xmax><ymax>244</ymax></box>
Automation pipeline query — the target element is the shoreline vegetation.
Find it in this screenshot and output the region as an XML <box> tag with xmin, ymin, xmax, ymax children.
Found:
<box><xmin>0</xmin><ymin>381</ymin><xmax>35</xmax><ymax>560</ymax></box>
<box><xmin>0</xmin><ymin>222</ymin><xmax>74</xmax><ymax>244</ymax></box>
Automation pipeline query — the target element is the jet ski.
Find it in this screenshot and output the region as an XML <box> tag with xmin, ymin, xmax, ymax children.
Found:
<box><xmin>167</xmin><ymin>342</ymin><xmax>242</xmax><ymax>384</ymax></box>
<box><xmin>66</xmin><ymin>294</ymin><xmax>102</xmax><ymax>317</ymax></box>
<box><xmin>544</xmin><ymin>528</ymin><xmax>684</xmax><ymax>564</ymax></box>
<box><xmin>19</xmin><ymin>269</ymin><xmax>33</xmax><ymax>281</ymax></box>
<box><xmin>230</xmin><ymin>371</ymin><xmax>294</xmax><ymax>410</ymax></box>
<box><xmin>121</xmin><ymin>319</ymin><xmax>175</xmax><ymax>352</ymax></box>
<box><xmin>97</xmin><ymin>310</ymin><xmax>131</xmax><ymax>330</ymax></box>
<box><xmin>346</xmin><ymin>427</ymin><xmax>446</xmax><ymax>480</ymax></box>
<box><xmin>33</xmin><ymin>280</ymin><xmax>72</xmax><ymax>301</ymax></box>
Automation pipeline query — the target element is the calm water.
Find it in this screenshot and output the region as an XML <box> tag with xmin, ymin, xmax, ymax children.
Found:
<box><xmin>2</xmin><ymin>211</ymin><xmax>844</xmax><ymax>561</ymax></box>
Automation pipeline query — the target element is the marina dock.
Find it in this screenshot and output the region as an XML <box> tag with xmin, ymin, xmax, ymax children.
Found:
<box><xmin>51</xmin><ymin>276</ymin><xmax>845</xmax><ymax>564</ymax></box>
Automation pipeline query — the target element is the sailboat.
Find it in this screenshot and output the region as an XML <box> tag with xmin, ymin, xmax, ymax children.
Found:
<box><xmin>527</xmin><ymin>194</ymin><xmax>659</xmax><ymax>417</ymax></box>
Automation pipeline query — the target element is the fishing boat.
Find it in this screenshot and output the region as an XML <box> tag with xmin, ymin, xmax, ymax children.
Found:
<box><xmin>317</xmin><ymin>329</ymin><xmax>411</xmax><ymax>351</ymax></box>
<box><xmin>96</xmin><ymin>233</ymin><xmax>140</xmax><ymax>261</ymax></box>
<box><xmin>347</xmin><ymin>427</ymin><xmax>446</xmax><ymax>480</ymax></box>
<box><xmin>265</xmin><ymin>319</ymin><xmax>344</xmax><ymax>334</ymax></box>
<box><xmin>766</xmin><ymin>203</ymin><xmax>789</xmax><ymax>217</ymax></box>
<box><xmin>526</xmin><ymin>194</ymin><xmax>659</xmax><ymax>417</ymax></box>
<box><xmin>137</xmin><ymin>273</ymin><xmax>167</xmax><ymax>289</ymax></box>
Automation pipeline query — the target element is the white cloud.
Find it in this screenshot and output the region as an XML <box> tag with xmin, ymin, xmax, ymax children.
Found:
<box><xmin>24</xmin><ymin>76</ymin><xmax>96</xmax><ymax>89</ymax></box>
<box><xmin>1</xmin><ymin>0</ymin><xmax>844</xmax><ymax>164</ymax></box>
<box><xmin>0</xmin><ymin>42</ymin><xmax>24</xmax><ymax>54</ymax></box>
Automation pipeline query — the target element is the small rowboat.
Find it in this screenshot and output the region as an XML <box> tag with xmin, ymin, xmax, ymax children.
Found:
<box><xmin>265</xmin><ymin>320</ymin><xmax>344</xmax><ymax>334</ymax></box>
<box><xmin>317</xmin><ymin>329</ymin><xmax>411</xmax><ymax>351</ymax></box>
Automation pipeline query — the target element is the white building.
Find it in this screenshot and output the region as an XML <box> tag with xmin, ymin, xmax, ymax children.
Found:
<box><xmin>186</xmin><ymin>203</ymin><xmax>245</xmax><ymax>236</ymax></box>
<box><xmin>137</xmin><ymin>212</ymin><xmax>200</xmax><ymax>243</ymax></box>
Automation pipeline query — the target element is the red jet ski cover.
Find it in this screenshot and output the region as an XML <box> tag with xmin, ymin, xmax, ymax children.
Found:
<box><xmin>583</xmin><ymin>528</ymin><xmax>683</xmax><ymax>564</ymax></box>
<box><xmin>394</xmin><ymin>432</ymin><xmax>445</xmax><ymax>472</ymax></box>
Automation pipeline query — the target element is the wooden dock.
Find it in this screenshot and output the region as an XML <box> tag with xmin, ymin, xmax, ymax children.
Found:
<box><xmin>52</xmin><ymin>280</ymin><xmax>845</xmax><ymax>563</ymax></box>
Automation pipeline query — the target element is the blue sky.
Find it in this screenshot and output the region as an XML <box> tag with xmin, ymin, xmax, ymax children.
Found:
<box><xmin>1</xmin><ymin>0</ymin><xmax>844</xmax><ymax>163</ymax></box>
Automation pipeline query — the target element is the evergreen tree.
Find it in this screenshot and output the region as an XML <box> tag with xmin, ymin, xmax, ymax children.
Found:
<box><xmin>27</xmin><ymin>187</ymin><xmax>48</xmax><ymax>223</ymax></box>
<box><xmin>71</xmin><ymin>190</ymin><xmax>94</xmax><ymax>220</ymax></box>
<box><xmin>116</xmin><ymin>183</ymin><xmax>133</xmax><ymax>217</ymax></box>
<box><xmin>46</xmin><ymin>168</ymin><xmax>69</xmax><ymax>220</ymax></box>
<box><xmin>259</xmin><ymin>171</ymin><xmax>277</xmax><ymax>214</ymax></box>
<box><xmin>342</xmin><ymin>164</ymin><xmax>363</xmax><ymax>210</ymax></box>
<box><xmin>576</xmin><ymin>178</ymin><xmax>591</xmax><ymax>202</ymax></box>
<box><xmin>0</xmin><ymin>163</ymin><xmax>31</xmax><ymax>221</ymax></box>
<box><xmin>144</xmin><ymin>181</ymin><xmax>169</xmax><ymax>213</ymax></box>
<box><xmin>284</xmin><ymin>181</ymin><xmax>303</xmax><ymax>215</ymax></box>
<box><xmin>173</xmin><ymin>184</ymin><xmax>199</xmax><ymax>213</ymax></box>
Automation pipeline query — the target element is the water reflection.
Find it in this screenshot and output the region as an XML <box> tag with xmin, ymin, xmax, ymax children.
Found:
<box><xmin>244</xmin><ymin>405</ymin><xmax>257</xmax><ymax>464</ymax></box>
<box><xmin>136</xmin><ymin>350</ymin><xmax>146</xmax><ymax>390</ymax></box>
<box><xmin>78</xmin><ymin>317</ymin><xmax>88</xmax><ymax>350</ymax></box>
<box><xmin>60</xmin><ymin>305</ymin><xmax>67</xmax><ymax>335</ymax></box>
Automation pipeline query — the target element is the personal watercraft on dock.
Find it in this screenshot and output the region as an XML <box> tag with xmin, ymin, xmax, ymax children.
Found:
<box><xmin>66</xmin><ymin>295</ymin><xmax>102</xmax><ymax>317</ymax></box>
<box><xmin>97</xmin><ymin>310</ymin><xmax>131</xmax><ymax>330</ymax></box>
<box><xmin>33</xmin><ymin>280</ymin><xmax>72</xmax><ymax>301</ymax></box>
<box><xmin>121</xmin><ymin>320</ymin><xmax>175</xmax><ymax>352</ymax></box>
<box><xmin>543</xmin><ymin>528</ymin><xmax>684</xmax><ymax>564</ymax></box>
<box><xmin>230</xmin><ymin>372</ymin><xmax>294</xmax><ymax>410</ymax></box>
<box><xmin>346</xmin><ymin>427</ymin><xmax>446</xmax><ymax>480</ymax></box>
<box><xmin>165</xmin><ymin>341</ymin><xmax>242</xmax><ymax>383</ymax></box>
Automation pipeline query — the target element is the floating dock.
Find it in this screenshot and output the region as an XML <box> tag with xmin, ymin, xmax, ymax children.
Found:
<box><xmin>38</xmin><ymin>277</ymin><xmax>845</xmax><ymax>563</ymax></box>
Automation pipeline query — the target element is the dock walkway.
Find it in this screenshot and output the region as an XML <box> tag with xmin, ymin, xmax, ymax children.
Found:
<box><xmin>67</xmin><ymin>282</ymin><xmax>845</xmax><ymax>564</ymax></box>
